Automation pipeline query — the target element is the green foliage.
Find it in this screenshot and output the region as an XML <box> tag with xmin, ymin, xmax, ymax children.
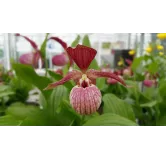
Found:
<box><xmin>83</xmin><ymin>113</ymin><xmax>138</xmax><ymax>126</ymax></box>
<box><xmin>103</xmin><ymin>94</ymin><xmax>135</xmax><ymax>121</ymax></box>
<box><xmin>40</xmin><ymin>33</ymin><xmax>49</xmax><ymax>59</ymax></box>
<box><xmin>12</xmin><ymin>63</ymin><xmax>52</xmax><ymax>99</ymax></box>
<box><xmin>71</xmin><ymin>35</ymin><xmax>80</xmax><ymax>47</ymax></box>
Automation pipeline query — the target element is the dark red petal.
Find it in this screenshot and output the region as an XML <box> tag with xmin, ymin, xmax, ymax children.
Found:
<box><xmin>44</xmin><ymin>70</ymin><xmax>82</xmax><ymax>90</ymax></box>
<box><xmin>66</xmin><ymin>45</ymin><xmax>97</xmax><ymax>72</ymax></box>
<box><xmin>15</xmin><ymin>33</ymin><xmax>38</xmax><ymax>50</ymax></box>
<box><xmin>49</xmin><ymin>37</ymin><xmax>67</xmax><ymax>50</ymax></box>
<box><xmin>86</xmin><ymin>69</ymin><xmax>126</xmax><ymax>86</ymax></box>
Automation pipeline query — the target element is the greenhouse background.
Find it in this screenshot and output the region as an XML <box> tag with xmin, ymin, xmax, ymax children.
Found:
<box><xmin>0</xmin><ymin>33</ymin><xmax>152</xmax><ymax>71</ymax></box>
<box><xmin>0</xmin><ymin>33</ymin><xmax>166</xmax><ymax>126</ymax></box>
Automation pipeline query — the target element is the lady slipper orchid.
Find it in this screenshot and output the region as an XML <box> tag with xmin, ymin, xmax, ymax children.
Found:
<box><xmin>44</xmin><ymin>45</ymin><xmax>126</xmax><ymax>115</ymax></box>
<box><xmin>49</xmin><ymin>37</ymin><xmax>73</xmax><ymax>66</ymax></box>
<box><xmin>143</xmin><ymin>80</ymin><xmax>156</xmax><ymax>88</ymax></box>
<box><xmin>144</xmin><ymin>72</ymin><xmax>158</xmax><ymax>87</ymax></box>
<box><xmin>122</xmin><ymin>59</ymin><xmax>133</xmax><ymax>77</ymax></box>
<box><xmin>52</xmin><ymin>53</ymin><xmax>69</xmax><ymax>66</ymax></box>
<box><xmin>15</xmin><ymin>34</ymin><xmax>42</xmax><ymax>67</ymax></box>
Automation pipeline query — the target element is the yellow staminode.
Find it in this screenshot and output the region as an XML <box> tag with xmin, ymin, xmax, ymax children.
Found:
<box><xmin>157</xmin><ymin>45</ymin><xmax>164</xmax><ymax>50</ymax></box>
<box><xmin>157</xmin><ymin>33</ymin><xmax>166</xmax><ymax>40</ymax></box>
<box><xmin>82</xmin><ymin>74</ymin><xmax>87</xmax><ymax>80</ymax></box>
<box><xmin>159</xmin><ymin>52</ymin><xmax>164</xmax><ymax>56</ymax></box>
<box><xmin>118</xmin><ymin>61</ymin><xmax>123</xmax><ymax>66</ymax></box>
<box><xmin>129</xmin><ymin>50</ymin><xmax>135</xmax><ymax>56</ymax></box>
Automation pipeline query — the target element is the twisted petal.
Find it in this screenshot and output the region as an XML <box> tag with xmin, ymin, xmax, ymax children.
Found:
<box><xmin>86</xmin><ymin>69</ymin><xmax>126</xmax><ymax>86</ymax></box>
<box><xmin>66</xmin><ymin>45</ymin><xmax>97</xmax><ymax>72</ymax></box>
<box><xmin>15</xmin><ymin>33</ymin><xmax>38</xmax><ymax>50</ymax></box>
<box><xmin>44</xmin><ymin>70</ymin><xmax>82</xmax><ymax>90</ymax></box>
<box><xmin>49</xmin><ymin>37</ymin><xmax>67</xmax><ymax>50</ymax></box>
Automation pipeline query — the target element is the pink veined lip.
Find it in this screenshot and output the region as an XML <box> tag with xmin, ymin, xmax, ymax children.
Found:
<box><xmin>70</xmin><ymin>85</ymin><xmax>101</xmax><ymax>115</ymax></box>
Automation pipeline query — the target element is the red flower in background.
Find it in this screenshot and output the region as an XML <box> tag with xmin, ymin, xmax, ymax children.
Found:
<box><xmin>49</xmin><ymin>37</ymin><xmax>73</xmax><ymax>66</ymax></box>
<box><xmin>143</xmin><ymin>80</ymin><xmax>157</xmax><ymax>88</ymax></box>
<box><xmin>44</xmin><ymin>45</ymin><xmax>126</xmax><ymax>115</ymax></box>
<box><xmin>52</xmin><ymin>53</ymin><xmax>69</xmax><ymax>66</ymax></box>
<box><xmin>15</xmin><ymin>34</ymin><xmax>42</xmax><ymax>68</ymax></box>
<box><xmin>122</xmin><ymin>59</ymin><xmax>133</xmax><ymax>77</ymax></box>
<box><xmin>143</xmin><ymin>72</ymin><xmax>158</xmax><ymax>88</ymax></box>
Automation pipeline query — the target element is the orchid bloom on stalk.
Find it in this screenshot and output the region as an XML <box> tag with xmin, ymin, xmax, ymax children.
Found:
<box><xmin>143</xmin><ymin>72</ymin><xmax>158</xmax><ymax>88</ymax></box>
<box><xmin>123</xmin><ymin>59</ymin><xmax>133</xmax><ymax>77</ymax></box>
<box><xmin>44</xmin><ymin>45</ymin><xmax>126</xmax><ymax>115</ymax></box>
<box><xmin>15</xmin><ymin>34</ymin><xmax>42</xmax><ymax>68</ymax></box>
<box><xmin>49</xmin><ymin>37</ymin><xmax>72</xmax><ymax>66</ymax></box>
<box><xmin>143</xmin><ymin>80</ymin><xmax>156</xmax><ymax>88</ymax></box>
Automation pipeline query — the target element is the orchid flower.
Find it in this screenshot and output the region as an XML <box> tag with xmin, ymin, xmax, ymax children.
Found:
<box><xmin>44</xmin><ymin>45</ymin><xmax>126</xmax><ymax>115</ymax></box>
<box><xmin>122</xmin><ymin>59</ymin><xmax>133</xmax><ymax>77</ymax></box>
<box><xmin>143</xmin><ymin>72</ymin><xmax>158</xmax><ymax>88</ymax></box>
<box><xmin>143</xmin><ymin>80</ymin><xmax>156</xmax><ymax>88</ymax></box>
<box><xmin>15</xmin><ymin>34</ymin><xmax>42</xmax><ymax>67</ymax></box>
<box><xmin>49</xmin><ymin>37</ymin><xmax>72</xmax><ymax>66</ymax></box>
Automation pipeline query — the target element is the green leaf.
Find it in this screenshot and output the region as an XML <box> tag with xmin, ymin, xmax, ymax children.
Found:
<box><xmin>140</xmin><ymin>101</ymin><xmax>157</xmax><ymax>108</ymax></box>
<box><xmin>148</xmin><ymin>62</ymin><xmax>158</xmax><ymax>74</ymax></box>
<box><xmin>131</xmin><ymin>57</ymin><xmax>144</xmax><ymax>72</ymax></box>
<box><xmin>71</xmin><ymin>35</ymin><xmax>80</xmax><ymax>47</ymax></box>
<box><xmin>96</xmin><ymin>78</ymin><xmax>106</xmax><ymax>90</ymax></box>
<box><xmin>40</xmin><ymin>33</ymin><xmax>49</xmax><ymax>58</ymax></box>
<box><xmin>12</xmin><ymin>63</ymin><xmax>52</xmax><ymax>99</ymax></box>
<box><xmin>62</xmin><ymin>65</ymin><xmax>69</xmax><ymax>76</ymax></box>
<box><xmin>48</xmin><ymin>85</ymin><xmax>68</xmax><ymax>117</ymax></box>
<box><xmin>88</xmin><ymin>59</ymin><xmax>99</xmax><ymax>70</ymax></box>
<box><xmin>0</xmin><ymin>90</ymin><xmax>15</xmax><ymax>98</ymax></box>
<box><xmin>159</xmin><ymin>81</ymin><xmax>166</xmax><ymax>99</ymax></box>
<box><xmin>83</xmin><ymin>113</ymin><xmax>138</xmax><ymax>126</ymax></box>
<box><xmin>103</xmin><ymin>94</ymin><xmax>135</xmax><ymax>121</ymax></box>
<box><xmin>0</xmin><ymin>85</ymin><xmax>11</xmax><ymax>92</ymax></box>
<box><xmin>6</xmin><ymin>102</ymin><xmax>40</xmax><ymax>120</ymax></box>
<box><xmin>82</xmin><ymin>34</ymin><xmax>91</xmax><ymax>47</ymax></box>
<box><xmin>20</xmin><ymin>110</ymin><xmax>49</xmax><ymax>126</ymax></box>
<box><xmin>39</xmin><ymin>92</ymin><xmax>47</xmax><ymax>109</ymax></box>
<box><xmin>55</xmin><ymin>100</ymin><xmax>82</xmax><ymax>126</ymax></box>
<box><xmin>156</xmin><ymin>116</ymin><xmax>166</xmax><ymax>126</ymax></box>
<box><xmin>0</xmin><ymin>84</ymin><xmax>15</xmax><ymax>98</ymax></box>
<box><xmin>48</xmin><ymin>70</ymin><xmax>62</xmax><ymax>80</ymax></box>
<box><xmin>0</xmin><ymin>115</ymin><xmax>21</xmax><ymax>126</ymax></box>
